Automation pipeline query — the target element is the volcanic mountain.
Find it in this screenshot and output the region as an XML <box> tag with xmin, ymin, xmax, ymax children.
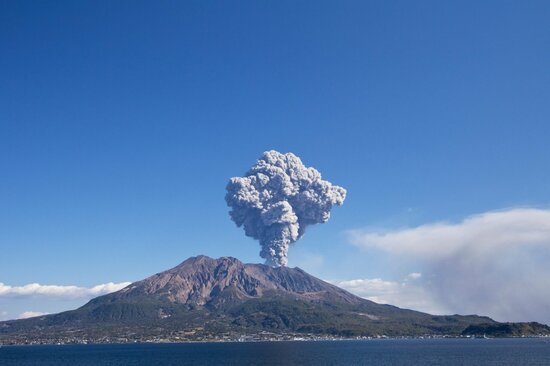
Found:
<box><xmin>1</xmin><ymin>256</ymin><xmax>548</xmax><ymax>343</ymax></box>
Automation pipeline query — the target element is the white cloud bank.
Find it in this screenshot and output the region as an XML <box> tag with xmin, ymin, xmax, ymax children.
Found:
<box><xmin>18</xmin><ymin>311</ymin><xmax>50</xmax><ymax>319</ymax></box>
<box><xmin>331</xmin><ymin>273</ymin><xmax>449</xmax><ymax>315</ymax></box>
<box><xmin>0</xmin><ymin>282</ymin><xmax>131</xmax><ymax>299</ymax></box>
<box><xmin>348</xmin><ymin>208</ymin><xmax>550</xmax><ymax>324</ymax></box>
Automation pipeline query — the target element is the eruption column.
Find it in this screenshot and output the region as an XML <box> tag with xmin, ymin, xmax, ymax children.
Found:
<box><xmin>225</xmin><ymin>150</ymin><xmax>346</xmax><ymax>266</ymax></box>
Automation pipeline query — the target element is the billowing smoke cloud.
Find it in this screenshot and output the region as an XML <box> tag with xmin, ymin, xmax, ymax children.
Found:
<box><xmin>225</xmin><ymin>150</ymin><xmax>346</xmax><ymax>266</ymax></box>
<box><xmin>349</xmin><ymin>208</ymin><xmax>550</xmax><ymax>323</ymax></box>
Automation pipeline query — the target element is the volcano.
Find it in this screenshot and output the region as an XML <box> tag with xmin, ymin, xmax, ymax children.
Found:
<box><xmin>1</xmin><ymin>256</ymin><xmax>548</xmax><ymax>344</ymax></box>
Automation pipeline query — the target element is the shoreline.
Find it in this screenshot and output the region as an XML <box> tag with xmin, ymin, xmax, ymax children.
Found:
<box><xmin>3</xmin><ymin>334</ymin><xmax>550</xmax><ymax>347</ymax></box>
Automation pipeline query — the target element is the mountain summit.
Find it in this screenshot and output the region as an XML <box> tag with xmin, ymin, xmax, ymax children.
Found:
<box><xmin>106</xmin><ymin>255</ymin><xmax>361</xmax><ymax>307</ymax></box>
<box><xmin>1</xmin><ymin>256</ymin><xmax>549</xmax><ymax>344</ymax></box>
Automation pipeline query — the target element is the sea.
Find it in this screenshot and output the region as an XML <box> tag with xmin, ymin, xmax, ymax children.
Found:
<box><xmin>1</xmin><ymin>338</ymin><xmax>550</xmax><ymax>365</ymax></box>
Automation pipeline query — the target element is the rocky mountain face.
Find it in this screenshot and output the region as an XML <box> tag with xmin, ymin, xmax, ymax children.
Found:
<box><xmin>1</xmin><ymin>256</ymin><xmax>549</xmax><ymax>343</ymax></box>
<box><xmin>100</xmin><ymin>255</ymin><xmax>362</xmax><ymax>307</ymax></box>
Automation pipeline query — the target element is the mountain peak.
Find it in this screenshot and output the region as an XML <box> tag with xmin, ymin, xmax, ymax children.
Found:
<box><xmin>109</xmin><ymin>255</ymin><xmax>362</xmax><ymax>307</ymax></box>
<box><xmin>175</xmin><ymin>255</ymin><xmax>243</xmax><ymax>268</ymax></box>
<box><xmin>2</xmin><ymin>255</ymin><xmax>545</xmax><ymax>343</ymax></box>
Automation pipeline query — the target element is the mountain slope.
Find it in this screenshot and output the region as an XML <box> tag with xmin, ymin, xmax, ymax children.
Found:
<box><xmin>1</xmin><ymin>256</ymin><xmax>548</xmax><ymax>344</ymax></box>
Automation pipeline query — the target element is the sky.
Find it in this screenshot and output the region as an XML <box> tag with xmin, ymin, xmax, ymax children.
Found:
<box><xmin>1</xmin><ymin>1</ymin><xmax>549</xmax><ymax>323</ymax></box>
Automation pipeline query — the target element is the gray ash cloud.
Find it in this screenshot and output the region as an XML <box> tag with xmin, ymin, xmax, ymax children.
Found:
<box><xmin>225</xmin><ymin>150</ymin><xmax>346</xmax><ymax>266</ymax></box>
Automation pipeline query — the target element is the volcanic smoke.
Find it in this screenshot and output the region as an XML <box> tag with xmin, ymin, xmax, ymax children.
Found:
<box><xmin>225</xmin><ymin>150</ymin><xmax>346</xmax><ymax>266</ymax></box>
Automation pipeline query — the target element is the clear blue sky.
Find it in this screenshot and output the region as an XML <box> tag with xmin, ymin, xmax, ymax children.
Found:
<box><xmin>1</xmin><ymin>1</ymin><xmax>549</xmax><ymax>321</ymax></box>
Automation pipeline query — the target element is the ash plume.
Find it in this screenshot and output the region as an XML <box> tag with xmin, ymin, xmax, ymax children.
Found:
<box><xmin>225</xmin><ymin>150</ymin><xmax>346</xmax><ymax>266</ymax></box>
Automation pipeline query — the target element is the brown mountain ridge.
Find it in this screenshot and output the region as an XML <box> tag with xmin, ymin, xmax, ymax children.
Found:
<box><xmin>1</xmin><ymin>256</ymin><xmax>549</xmax><ymax>344</ymax></box>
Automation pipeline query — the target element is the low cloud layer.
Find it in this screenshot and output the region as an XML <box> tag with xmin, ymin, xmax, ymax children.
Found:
<box><xmin>0</xmin><ymin>282</ymin><xmax>131</xmax><ymax>299</ymax></box>
<box><xmin>331</xmin><ymin>273</ymin><xmax>448</xmax><ymax>315</ymax></box>
<box><xmin>18</xmin><ymin>311</ymin><xmax>50</xmax><ymax>319</ymax></box>
<box><xmin>349</xmin><ymin>208</ymin><xmax>550</xmax><ymax>324</ymax></box>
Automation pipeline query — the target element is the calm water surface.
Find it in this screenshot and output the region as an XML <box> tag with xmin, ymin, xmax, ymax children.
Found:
<box><xmin>1</xmin><ymin>338</ymin><xmax>550</xmax><ymax>365</ymax></box>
